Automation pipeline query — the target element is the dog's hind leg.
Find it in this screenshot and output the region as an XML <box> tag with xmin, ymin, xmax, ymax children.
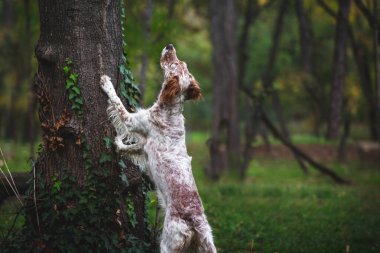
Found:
<box><xmin>192</xmin><ymin>215</ymin><xmax>217</xmax><ymax>253</ymax></box>
<box><xmin>160</xmin><ymin>214</ymin><xmax>193</xmax><ymax>253</ymax></box>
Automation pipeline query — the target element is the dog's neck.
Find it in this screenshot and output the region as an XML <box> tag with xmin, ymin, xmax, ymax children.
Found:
<box><xmin>156</xmin><ymin>91</ymin><xmax>184</xmax><ymax>116</ymax></box>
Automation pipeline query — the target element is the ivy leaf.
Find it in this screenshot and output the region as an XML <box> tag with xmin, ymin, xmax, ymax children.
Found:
<box><xmin>118</xmin><ymin>159</ymin><xmax>127</xmax><ymax>169</ymax></box>
<box><xmin>120</xmin><ymin>174</ymin><xmax>129</xmax><ymax>186</ymax></box>
<box><xmin>71</xmin><ymin>104</ymin><xmax>80</xmax><ymax>110</ymax></box>
<box><xmin>99</xmin><ymin>153</ymin><xmax>112</xmax><ymax>164</ymax></box>
<box><xmin>63</xmin><ymin>66</ymin><xmax>70</xmax><ymax>74</ymax></box>
<box><xmin>69</xmin><ymin>92</ymin><xmax>77</xmax><ymax>99</ymax></box>
<box><xmin>75</xmin><ymin>97</ymin><xmax>84</xmax><ymax>105</ymax></box>
<box><xmin>103</xmin><ymin>137</ymin><xmax>113</xmax><ymax>149</ymax></box>
<box><xmin>66</xmin><ymin>79</ymin><xmax>74</xmax><ymax>89</ymax></box>
<box><xmin>53</xmin><ymin>180</ymin><xmax>61</xmax><ymax>192</ymax></box>
<box><xmin>72</xmin><ymin>86</ymin><xmax>81</xmax><ymax>94</ymax></box>
<box><xmin>65</xmin><ymin>58</ymin><xmax>73</xmax><ymax>65</ymax></box>
<box><xmin>70</xmin><ymin>73</ymin><xmax>79</xmax><ymax>82</ymax></box>
<box><xmin>119</xmin><ymin>65</ymin><xmax>127</xmax><ymax>75</ymax></box>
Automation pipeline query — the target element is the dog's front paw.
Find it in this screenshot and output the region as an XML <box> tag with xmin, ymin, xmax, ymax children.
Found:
<box><xmin>100</xmin><ymin>75</ymin><xmax>114</xmax><ymax>94</ymax></box>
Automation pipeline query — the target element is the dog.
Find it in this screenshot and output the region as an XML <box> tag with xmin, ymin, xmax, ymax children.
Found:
<box><xmin>100</xmin><ymin>44</ymin><xmax>217</xmax><ymax>253</ymax></box>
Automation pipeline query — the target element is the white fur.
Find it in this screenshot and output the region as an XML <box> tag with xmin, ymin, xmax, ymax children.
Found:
<box><xmin>100</xmin><ymin>45</ymin><xmax>216</xmax><ymax>253</ymax></box>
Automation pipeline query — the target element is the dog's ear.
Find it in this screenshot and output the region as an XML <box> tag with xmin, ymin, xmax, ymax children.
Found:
<box><xmin>160</xmin><ymin>76</ymin><xmax>181</xmax><ymax>105</ymax></box>
<box><xmin>185</xmin><ymin>80</ymin><xmax>202</xmax><ymax>100</ymax></box>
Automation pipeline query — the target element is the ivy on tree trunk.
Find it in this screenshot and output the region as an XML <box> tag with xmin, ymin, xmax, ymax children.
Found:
<box><xmin>1</xmin><ymin>1</ymin><xmax>155</xmax><ymax>252</ymax></box>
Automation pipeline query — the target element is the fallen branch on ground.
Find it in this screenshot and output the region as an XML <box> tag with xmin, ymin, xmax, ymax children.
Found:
<box><xmin>261</xmin><ymin>111</ymin><xmax>350</xmax><ymax>184</ymax></box>
<box><xmin>241</xmin><ymin>87</ymin><xmax>351</xmax><ymax>184</ymax></box>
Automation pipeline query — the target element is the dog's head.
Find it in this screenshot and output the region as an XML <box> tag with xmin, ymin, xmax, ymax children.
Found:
<box><xmin>159</xmin><ymin>44</ymin><xmax>202</xmax><ymax>105</ymax></box>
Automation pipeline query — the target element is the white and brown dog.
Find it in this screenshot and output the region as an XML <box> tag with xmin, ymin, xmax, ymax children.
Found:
<box><xmin>100</xmin><ymin>44</ymin><xmax>217</xmax><ymax>253</ymax></box>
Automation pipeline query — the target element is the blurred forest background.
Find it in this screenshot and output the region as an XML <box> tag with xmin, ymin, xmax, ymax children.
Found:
<box><xmin>1</xmin><ymin>0</ymin><xmax>380</xmax><ymax>160</ymax></box>
<box><xmin>0</xmin><ymin>0</ymin><xmax>380</xmax><ymax>252</ymax></box>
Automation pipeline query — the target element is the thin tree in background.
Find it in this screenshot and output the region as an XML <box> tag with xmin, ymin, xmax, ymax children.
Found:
<box><xmin>24</xmin><ymin>0</ymin><xmax>37</xmax><ymax>158</ymax></box>
<box><xmin>295</xmin><ymin>0</ymin><xmax>325</xmax><ymax>136</ymax></box>
<box><xmin>261</xmin><ymin>0</ymin><xmax>309</xmax><ymax>174</ymax></box>
<box><xmin>138</xmin><ymin>0</ymin><xmax>153</xmax><ymax>102</ymax></box>
<box><xmin>209</xmin><ymin>0</ymin><xmax>240</xmax><ymax>179</ymax></box>
<box><xmin>373</xmin><ymin>0</ymin><xmax>380</xmax><ymax>143</ymax></box>
<box><xmin>326</xmin><ymin>0</ymin><xmax>351</xmax><ymax>140</ymax></box>
<box><xmin>318</xmin><ymin>0</ymin><xmax>379</xmax><ymax>142</ymax></box>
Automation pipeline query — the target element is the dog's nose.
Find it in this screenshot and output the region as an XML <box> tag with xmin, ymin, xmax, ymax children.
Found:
<box><xmin>166</xmin><ymin>44</ymin><xmax>174</xmax><ymax>50</ymax></box>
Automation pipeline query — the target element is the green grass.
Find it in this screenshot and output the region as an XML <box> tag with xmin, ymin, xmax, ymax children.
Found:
<box><xmin>187</xmin><ymin>141</ymin><xmax>380</xmax><ymax>253</ymax></box>
<box><xmin>1</xmin><ymin>138</ymin><xmax>380</xmax><ymax>253</ymax></box>
<box><xmin>0</xmin><ymin>140</ymin><xmax>36</xmax><ymax>173</ymax></box>
<box><xmin>0</xmin><ymin>198</ymin><xmax>24</xmax><ymax>237</ymax></box>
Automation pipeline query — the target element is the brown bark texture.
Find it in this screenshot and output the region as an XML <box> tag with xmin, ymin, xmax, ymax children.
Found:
<box><xmin>33</xmin><ymin>0</ymin><xmax>147</xmax><ymax>244</ymax></box>
<box><xmin>209</xmin><ymin>0</ymin><xmax>241</xmax><ymax>179</ymax></box>
<box><xmin>35</xmin><ymin>0</ymin><xmax>122</xmax><ymax>183</ymax></box>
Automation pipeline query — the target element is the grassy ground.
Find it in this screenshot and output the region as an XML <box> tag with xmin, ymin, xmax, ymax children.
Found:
<box><xmin>1</xmin><ymin>136</ymin><xmax>380</xmax><ymax>253</ymax></box>
<box><xmin>187</xmin><ymin>135</ymin><xmax>380</xmax><ymax>253</ymax></box>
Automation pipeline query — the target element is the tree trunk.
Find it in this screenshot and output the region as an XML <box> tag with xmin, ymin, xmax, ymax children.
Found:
<box><xmin>239</xmin><ymin>0</ymin><xmax>258</xmax><ymax>175</ymax></box>
<box><xmin>373</xmin><ymin>0</ymin><xmax>380</xmax><ymax>143</ymax></box>
<box><xmin>348</xmin><ymin>24</ymin><xmax>378</xmax><ymax>140</ymax></box>
<box><xmin>138</xmin><ymin>0</ymin><xmax>153</xmax><ymax>103</ymax></box>
<box><xmin>326</xmin><ymin>0</ymin><xmax>351</xmax><ymax>140</ymax></box>
<box><xmin>262</xmin><ymin>0</ymin><xmax>309</xmax><ymax>174</ymax></box>
<box><xmin>295</xmin><ymin>0</ymin><xmax>324</xmax><ymax>136</ymax></box>
<box><xmin>34</xmin><ymin>0</ymin><xmax>124</xmax><ymax>183</ymax></box>
<box><xmin>239</xmin><ymin>0</ymin><xmax>275</xmax><ymax>175</ymax></box>
<box><xmin>338</xmin><ymin>115</ymin><xmax>351</xmax><ymax>161</ymax></box>
<box><xmin>2</xmin><ymin>0</ymin><xmax>19</xmax><ymax>141</ymax></box>
<box><xmin>262</xmin><ymin>0</ymin><xmax>289</xmax><ymax>137</ymax></box>
<box><xmin>19</xmin><ymin>1</ymin><xmax>149</xmax><ymax>250</ymax></box>
<box><xmin>23</xmin><ymin>0</ymin><xmax>37</xmax><ymax>157</ymax></box>
<box><xmin>209</xmin><ymin>0</ymin><xmax>240</xmax><ymax>179</ymax></box>
<box><xmin>318</xmin><ymin>0</ymin><xmax>378</xmax><ymax>141</ymax></box>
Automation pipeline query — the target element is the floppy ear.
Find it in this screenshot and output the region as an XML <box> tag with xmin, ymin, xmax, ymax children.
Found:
<box><xmin>160</xmin><ymin>76</ymin><xmax>181</xmax><ymax>105</ymax></box>
<box><xmin>185</xmin><ymin>80</ymin><xmax>202</xmax><ymax>100</ymax></box>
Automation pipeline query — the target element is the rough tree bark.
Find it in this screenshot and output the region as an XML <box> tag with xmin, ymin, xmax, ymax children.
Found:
<box><xmin>326</xmin><ymin>0</ymin><xmax>351</xmax><ymax>140</ymax></box>
<box><xmin>209</xmin><ymin>0</ymin><xmax>241</xmax><ymax>179</ymax></box>
<box><xmin>30</xmin><ymin>0</ymin><xmax>147</xmax><ymax>249</ymax></box>
<box><xmin>35</xmin><ymin>0</ymin><xmax>123</xmax><ymax>185</ymax></box>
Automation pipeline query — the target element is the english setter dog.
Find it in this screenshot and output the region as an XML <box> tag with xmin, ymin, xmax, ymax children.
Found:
<box><xmin>100</xmin><ymin>44</ymin><xmax>217</xmax><ymax>253</ymax></box>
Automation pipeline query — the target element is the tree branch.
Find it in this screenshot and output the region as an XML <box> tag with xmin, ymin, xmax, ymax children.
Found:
<box><xmin>316</xmin><ymin>0</ymin><xmax>337</xmax><ymax>18</ymax></box>
<box><xmin>261</xmin><ymin>110</ymin><xmax>350</xmax><ymax>184</ymax></box>
<box><xmin>241</xmin><ymin>87</ymin><xmax>350</xmax><ymax>184</ymax></box>
<box><xmin>354</xmin><ymin>0</ymin><xmax>376</xmax><ymax>27</ymax></box>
